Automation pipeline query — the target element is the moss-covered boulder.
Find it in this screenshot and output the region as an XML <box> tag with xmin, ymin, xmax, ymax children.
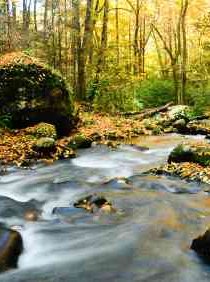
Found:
<box><xmin>67</xmin><ymin>133</ymin><xmax>92</xmax><ymax>150</ymax></box>
<box><xmin>24</xmin><ymin>122</ymin><xmax>57</xmax><ymax>139</ymax></box>
<box><xmin>33</xmin><ymin>137</ymin><xmax>56</xmax><ymax>157</ymax></box>
<box><xmin>0</xmin><ymin>52</ymin><xmax>76</xmax><ymax>136</ymax></box>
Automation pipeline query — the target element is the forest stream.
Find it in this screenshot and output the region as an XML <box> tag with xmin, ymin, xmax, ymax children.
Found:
<box><xmin>1</xmin><ymin>134</ymin><xmax>210</xmax><ymax>282</ymax></box>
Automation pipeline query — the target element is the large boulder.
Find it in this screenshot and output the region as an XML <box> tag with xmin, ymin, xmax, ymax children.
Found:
<box><xmin>0</xmin><ymin>226</ymin><xmax>23</xmax><ymax>272</ymax></box>
<box><xmin>0</xmin><ymin>52</ymin><xmax>76</xmax><ymax>136</ymax></box>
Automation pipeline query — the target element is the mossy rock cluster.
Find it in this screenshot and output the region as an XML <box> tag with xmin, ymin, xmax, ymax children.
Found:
<box><xmin>0</xmin><ymin>52</ymin><xmax>76</xmax><ymax>136</ymax></box>
<box><xmin>168</xmin><ymin>143</ymin><xmax>210</xmax><ymax>167</ymax></box>
<box><xmin>151</xmin><ymin>141</ymin><xmax>210</xmax><ymax>184</ymax></box>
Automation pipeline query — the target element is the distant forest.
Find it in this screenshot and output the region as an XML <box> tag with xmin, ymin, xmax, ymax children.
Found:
<box><xmin>0</xmin><ymin>0</ymin><xmax>210</xmax><ymax>112</ymax></box>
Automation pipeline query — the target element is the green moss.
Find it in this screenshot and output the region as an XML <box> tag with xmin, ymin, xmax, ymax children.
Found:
<box><xmin>35</xmin><ymin>137</ymin><xmax>55</xmax><ymax>149</ymax></box>
<box><xmin>29</xmin><ymin>123</ymin><xmax>57</xmax><ymax>139</ymax></box>
<box><xmin>68</xmin><ymin>134</ymin><xmax>92</xmax><ymax>149</ymax></box>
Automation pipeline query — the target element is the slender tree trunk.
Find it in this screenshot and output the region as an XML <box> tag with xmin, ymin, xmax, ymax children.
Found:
<box><xmin>152</xmin><ymin>31</ymin><xmax>166</xmax><ymax>78</ymax></box>
<box><xmin>128</xmin><ymin>18</ymin><xmax>132</xmax><ymax>73</ymax></box>
<box><xmin>64</xmin><ymin>0</ymin><xmax>68</xmax><ymax>76</ymax></box>
<box><xmin>115</xmin><ymin>0</ymin><xmax>119</xmax><ymax>66</ymax></box>
<box><xmin>88</xmin><ymin>0</ymin><xmax>99</xmax><ymax>64</ymax></box>
<box><xmin>71</xmin><ymin>0</ymin><xmax>80</xmax><ymax>94</ymax></box>
<box><xmin>180</xmin><ymin>0</ymin><xmax>188</xmax><ymax>104</ymax></box>
<box><xmin>44</xmin><ymin>0</ymin><xmax>49</xmax><ymax>39</ymax></box>
<box><xmin>12</xmin><ymin>1</ymin><xmax>16</xmax><ymax>25</ymax></box>
<box><xmin>5</xmin><ymin>0</ymin><xmax>12</xmax><ymax>49</ymax></box>
<box><xmin>34</xmin><ymin>0</ymin><xmax>37</xmax><ymax>31</ymax></box>
<box><xmin>51</xmin><ymin>0</ymin><xmax>56</xmax><ymax>68</ymax></box>
<box><xmin>133</xmin><ymin>0</ymin><xmax>139</xmax><ymax>75</ymax></box>
<box><xmin>77</xmin><ymin>0</ymin><xmax>94</xmax><ymax>100</ymax></box>
<box><xmin>96</xmin><ymin>0</ymin><xmax>109</xmax><ymax>79</ymax></box>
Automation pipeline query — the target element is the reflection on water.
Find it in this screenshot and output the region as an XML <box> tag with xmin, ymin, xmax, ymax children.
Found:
<box><xmin>0</xmin><ymin>135</ymin><xmax>210</xmax><ymax>282</ymax></box>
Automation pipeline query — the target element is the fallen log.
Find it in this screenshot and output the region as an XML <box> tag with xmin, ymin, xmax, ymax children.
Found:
<box><xmin>121</xmin><ymin>102</ymin><xmax>173</xmax><ymax>119</ymax></box>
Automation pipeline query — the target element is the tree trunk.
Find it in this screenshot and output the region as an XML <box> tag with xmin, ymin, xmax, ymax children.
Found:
<box><xmin>5</xmin><ymin>0</ymin><xmax>12</xmax><ymax>49</ymax></box>
<box><xmin>77</xmin><ymin>0</ymin><xmax>94</xmax><ymax>100</ymax></box>
<box><xmin>71</xmin><ymin>0</ymin><xmax>81</xmax><ymax>95</ymax></box>
<box><xmin>96</xmin><ymin>0</ymin><xmax>109</xmax><ymax>79</ymax></box>
<box><xmin>34</xmin><ymin>0</ymin><xmax>38</xmax><ymax>31</ymax></box>
<box><xmin>133</xmin><ymin>0</ymin><xmax>140</xmax><ymax>75</ymax></box>
<box><xmin>44</xmin><ymin>0</ymin><xmax>49</xmax><ymax>39</ymax></box>
<box><xmin>180</xmin><ymin>0</ymin><xmax>188</xmax><ymax>104</ymax></box>
<box><xmin>115</xmin><ymin>0</ymin><xmax>120</xmax><ymax>66</ymax></box>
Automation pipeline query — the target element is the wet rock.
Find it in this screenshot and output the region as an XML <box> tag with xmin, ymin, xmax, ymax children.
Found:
<box><xmin>68</xmin><ymin>134</ymin><xmax>92</xmax><ymax>150</ymax></box>
<box><xmin>130</xmin><ymin>144</ymin><xmax>149</xmax><ymax>151</ymax></box>
<box><xmin>0</xmin><ymin>167</ymin><xmax>7</xmax><ymax>176</ymax></box>
<box><xmin>187</xmin><ymin>119</ymin><xmax>210</xmax><ymax>135</ymax></box>
<box><xmin>0</xmin><ymin>196</ymin><xmax>43</xmax><ymax>219</ymax></box>
<box><xmin>173</xmin><ymin>119</ymin><xmax>187</xmax><ymax>131</ymax></box>
<box><xmin>52</xmin><ymin>207</ymin><xmax>78</xmax><ymax>216</ymax></box>
<box><xmin>89</xmin><ymin>132</ymin><xmax>102</xmax><ymax>141</ymax></box>
<box><xmin>103</xmin><ymin>177</ymin><xmax>132</xmax><ymax>189</ymax></box>
<box><xmin>0</xmin><ymin>52</ymin><xmax>76</xmax><ymax>136</ymax></box>
<box><xmin>105</xmin><ymin>141</ymin><xmax>119</xmax><ymax>149</ymax></box>
<box><xmin>163</xmin><ymin>126</ymin><xmax>177</xmax><ymax>133</ymax></box>
<box><xmin>0</xmin><ymin>226</ymin><xmax>23</xmax><ymax>272</ymax></box>
<box><xmin>191</xmin><ymin>229</ymin><xmax>210</xmax><ymax>259</ymax></box>
<box><xmin>74</xmin><ymin>194</ymin><xmax>116</xmax><ymax>213</ymax></box>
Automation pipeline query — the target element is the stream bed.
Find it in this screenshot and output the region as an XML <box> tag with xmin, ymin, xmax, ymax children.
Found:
<box><xmin>0</xmin><ymin>134</ymin><xmax>210</xmax><ymax>281</ymax></box>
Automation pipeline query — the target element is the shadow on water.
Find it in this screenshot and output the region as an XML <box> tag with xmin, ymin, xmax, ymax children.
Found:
<box><xmin>0</xmin><ymin>135</ymin><xmax>210</xmax><ymax>281</ymax></box>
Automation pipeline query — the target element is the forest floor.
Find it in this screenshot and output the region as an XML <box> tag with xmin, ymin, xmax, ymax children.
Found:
<box><xmin>0</xmin><ymin>110</ymin><xmax>154</xmax><ymax>168</ymax></box>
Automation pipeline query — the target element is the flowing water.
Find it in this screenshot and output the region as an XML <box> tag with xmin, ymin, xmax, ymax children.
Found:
<box><xmin>0</xmin><ymin>134</ymin><xmax>210</xmax><ymax>282</ymax></box>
